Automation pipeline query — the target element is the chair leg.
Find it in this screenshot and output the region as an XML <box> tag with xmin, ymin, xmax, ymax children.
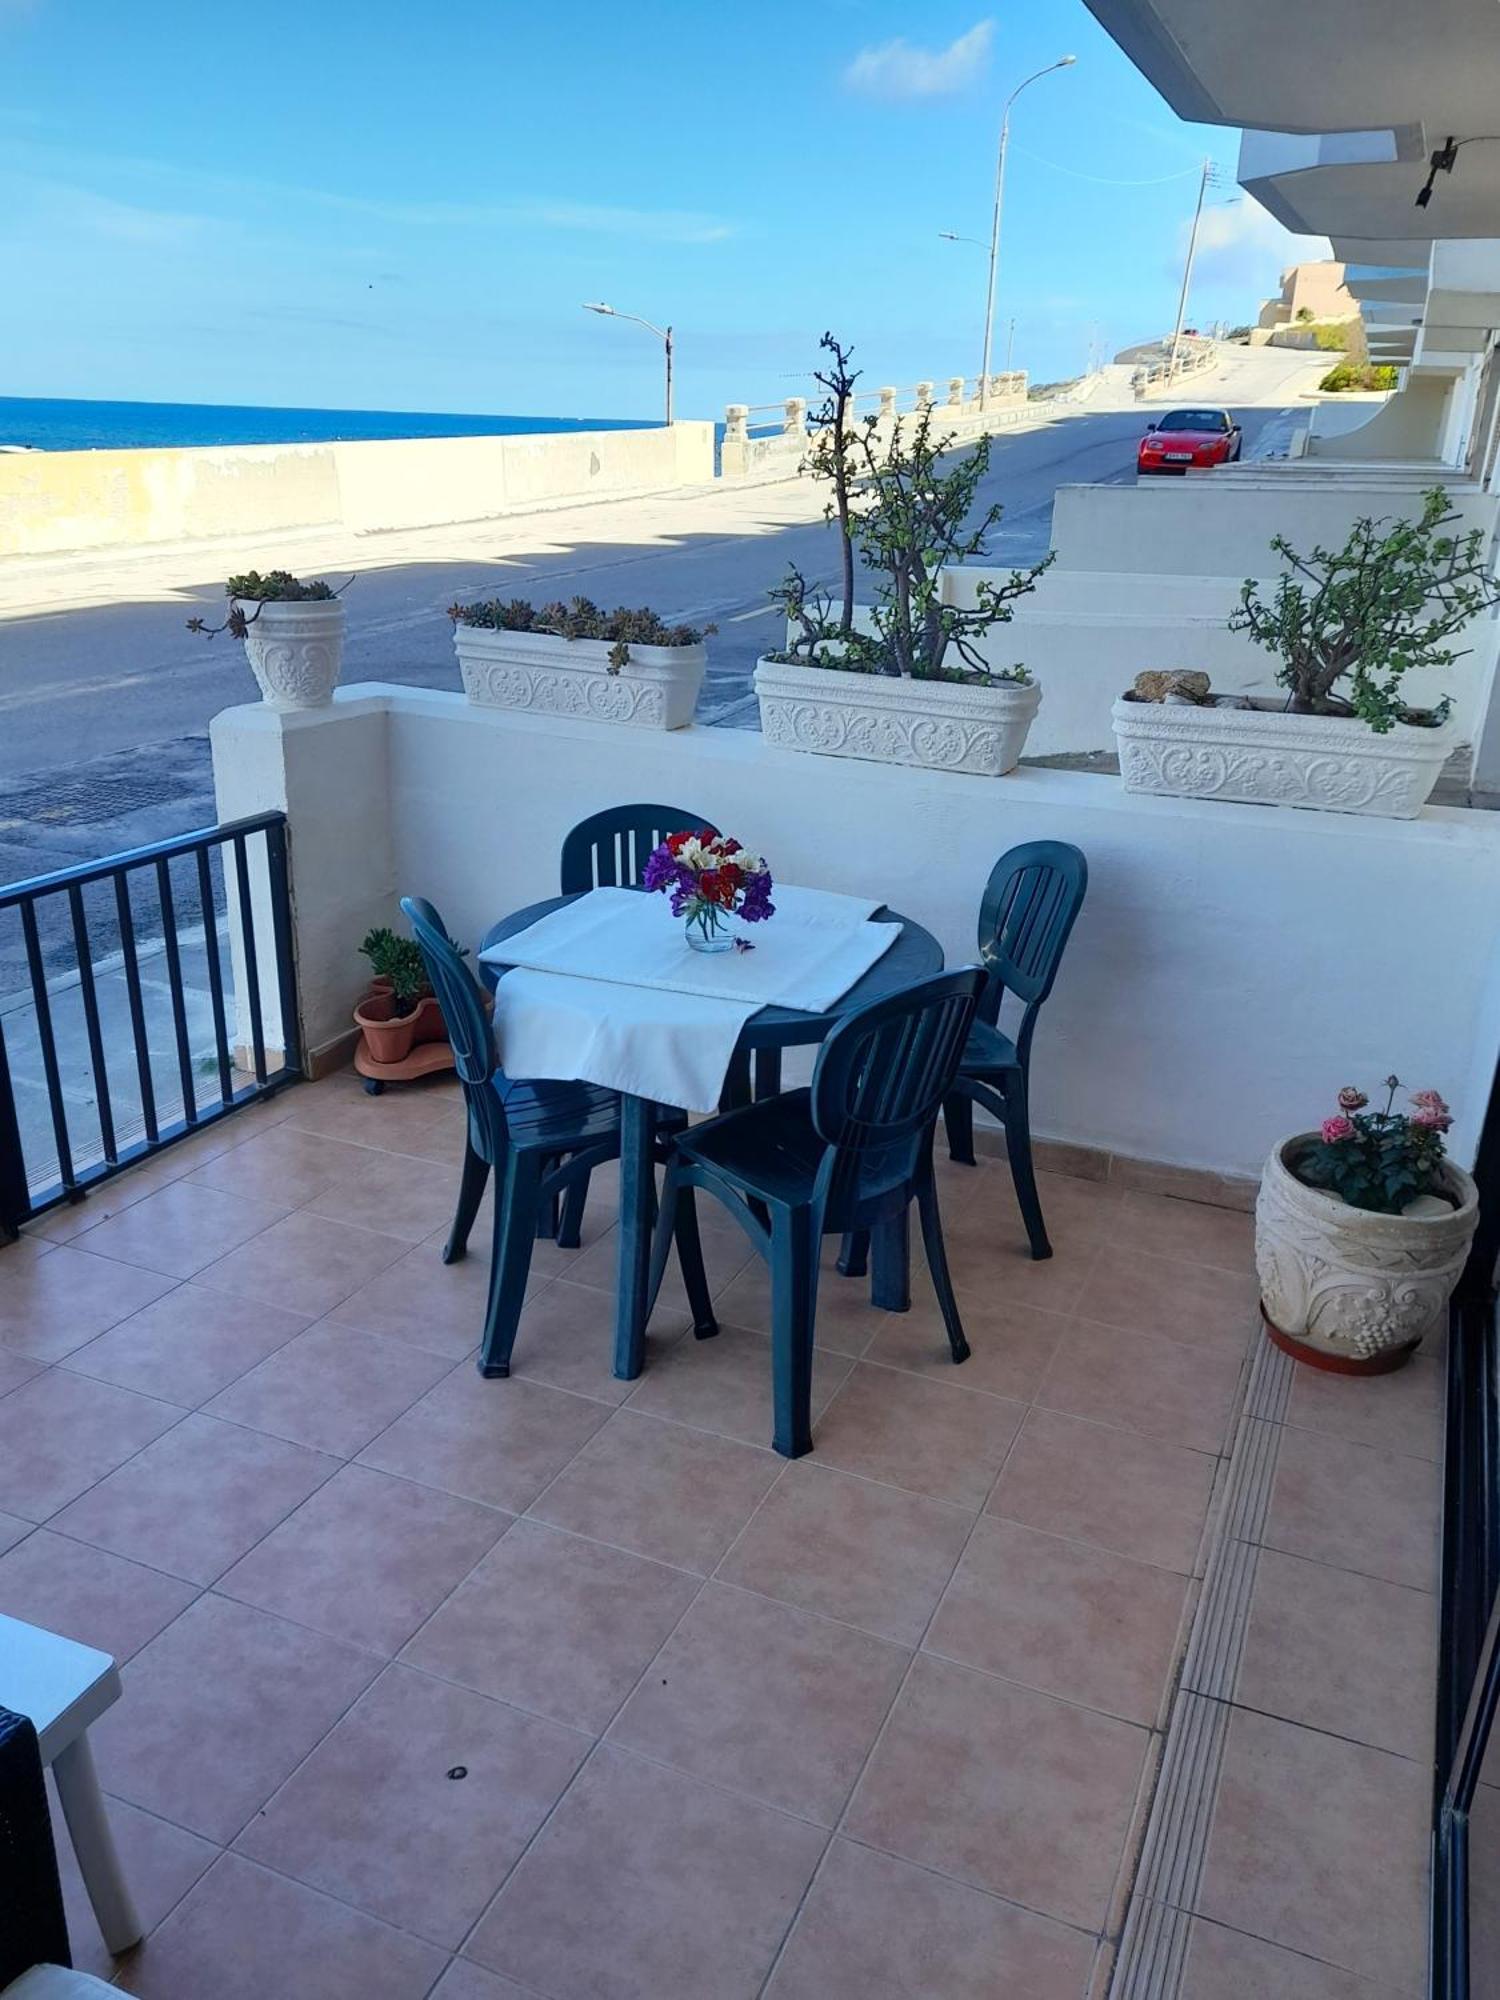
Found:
<box><xmin>769</xmin><ymin>1207</ymin><xmax>819</xmax><ymax>1459</ymax></box>
<box><xmin>944</xmin><ymin>1090</ymin><xmax>977</xmax><ymax>1166</ymax></box>
<box><xmin>537</xmin><ymin>1189</ymin><xmax>562</xmax><ymax>1241</ymax></box>
<box><xmin>836</xmin><ymin>1229</ymin><xmax>870</xmax><ymax>1279</ymax></box>
<box><xmin>556</xmin><ymin>1172</ymin><xmax>589</xmax><ymax>1250</ymax></box>
<box><xmin>870</xmin><ymin>1211</ymin><xmax>911</xmax><ymax>1313</ymax></box>
<box><xmin>917</xmin><ymin>1179</ymin><xmax>970</xmax><ymax>1363</ymax></box>
<box><xmin>443</xmin><ymin>1138</ymin><xmax>491</xmax><ymax>1265</ymax></box>
<box><xmin>1000</xmin><ymin>1071</ymin><xmax>1052</xmax><ymax>1261</ymax></box>
<box><xmin>477</xmin><ymin>1151</ymin><xmax>544</xmax><ymax>1378</ymax></box>
<box><xmin>649</xmin><ymin>1167</ymin><xmax>718</xmax><ymax>1339</ymax></box>
<box><xmin>674</xmin><ymin>1187</ymin><xmax>719</xmax><ymax>1339</ymax></box>
<box><xmin>753</xmin><ymin>1047</ymin><xmax>783</xmax><ymax>1101</ymax></box>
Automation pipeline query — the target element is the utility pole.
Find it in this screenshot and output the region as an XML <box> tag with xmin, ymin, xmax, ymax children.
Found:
<box><xmin>1005</xmin><ymin>317</ymin><xmax>1015</xmax><ymax>372</ymax></box>
<box><xmin>1168</xmin><ymin>157</ymin><xmax>1213</xmax><ymax>380</ymax></box>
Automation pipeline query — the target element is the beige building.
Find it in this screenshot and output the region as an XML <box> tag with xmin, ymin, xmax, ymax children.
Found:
<box><xmin>1256</xmin><ymin>257</ymin><xmax>1360</xmax><ymax>328</ymax></box>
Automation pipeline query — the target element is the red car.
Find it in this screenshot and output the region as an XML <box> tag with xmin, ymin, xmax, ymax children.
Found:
<box><xmin>1137</xmin><ymin>407</ymin><xmax>1242</xmax><ymax>475</ymax></box>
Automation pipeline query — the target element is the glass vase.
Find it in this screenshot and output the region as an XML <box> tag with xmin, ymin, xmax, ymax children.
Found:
<box><xmin>684</xmin><ymin>903</ymin><xmax>739</xmax><ymax>954</ymax></box>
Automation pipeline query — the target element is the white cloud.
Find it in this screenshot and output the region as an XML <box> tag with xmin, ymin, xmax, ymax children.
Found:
<box><xmin>845</xmin><ymin>19</ymin><xmax>994</xmax><ymax>100</ymax></box>
<box><xmin>1188</xmin><ymin>195</ymin><xmax>1329</xmax><ymax>296</ymax></box>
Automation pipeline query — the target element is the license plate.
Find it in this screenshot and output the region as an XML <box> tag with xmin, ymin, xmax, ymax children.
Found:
<box><xmin>1165</xmin><ymin>451</ymin><xmax>1192</xmax><ymax>461</ymax></box>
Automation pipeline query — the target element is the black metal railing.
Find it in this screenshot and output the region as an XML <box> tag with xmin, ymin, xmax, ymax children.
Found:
<box><xmin>0</xmin><ymin>813</ymin><xmax>302</xmax><ymax>1240</ymax></box>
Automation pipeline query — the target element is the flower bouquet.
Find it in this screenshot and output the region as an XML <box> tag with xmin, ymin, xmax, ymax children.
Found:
<box><xmin>643</xmin><ymin>831</ymin><xmax>775</xmax><ymax>953</ymax></box>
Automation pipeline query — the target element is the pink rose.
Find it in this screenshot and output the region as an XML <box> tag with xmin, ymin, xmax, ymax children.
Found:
<box><xmin>1411</xmin><ymin>1089</ymin><xmax>1449</xmax><ymax>1113</ymax></box>
<box><xmin>1337</xmin><ymin>1087</ymin><xmax>1368</xmax><ymax>1112</ymax></box>
<box><xmin>1320</xmin><ymin>1115</ymin><xmax>1356</xmax><ymax>1144</ymax></box>
<box><xmin>1412</xmin><ymin>1108</ymin><xmax>1453</xmax><ymax>1132</ymax></box>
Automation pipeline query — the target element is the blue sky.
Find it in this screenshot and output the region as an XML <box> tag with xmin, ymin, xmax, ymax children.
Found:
<box><xmin>0</xmin><ymin>0</ymin><xmax>1323</xmax><ymax>418</ymax></box>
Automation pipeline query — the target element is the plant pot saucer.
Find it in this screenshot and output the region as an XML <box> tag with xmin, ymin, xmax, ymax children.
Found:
<box><xmin>353</xmin><ymin>1039</ymin><xmax>457</xmax><ymax>1094</ymax></box>
<box><xmin>1261</xmin><ymin>1304</ymin><xmax>1421</xmax><ymax>1375</ymax></box>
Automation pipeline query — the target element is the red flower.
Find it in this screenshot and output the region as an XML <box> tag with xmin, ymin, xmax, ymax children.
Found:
<box><xmin>665</xmin><ymin>831</ymin><xmax>692</xmax><ymax>853</ymax></box>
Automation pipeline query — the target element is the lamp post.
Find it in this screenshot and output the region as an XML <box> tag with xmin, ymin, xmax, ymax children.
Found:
<box><xmin>979</xmin><ymin>55</ymin><xmax>1076</xmax><ymax>409</ymax></box>
<box><xmin>582</xmin><ymin>302</ymin><xmax>674</xmax><ymax>424</ymax></box>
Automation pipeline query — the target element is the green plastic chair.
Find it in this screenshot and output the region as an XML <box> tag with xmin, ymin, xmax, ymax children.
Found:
<box><xmin>652</xmin><ymin>968</ymin><xmax>985</xmax><ymax>1458</ymax></box>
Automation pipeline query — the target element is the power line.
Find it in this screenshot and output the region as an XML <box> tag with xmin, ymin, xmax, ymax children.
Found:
<box><xmin>1010</xmin><ymin>147</ymin><xmax>1208</xmax><ymax>187</ymax></box>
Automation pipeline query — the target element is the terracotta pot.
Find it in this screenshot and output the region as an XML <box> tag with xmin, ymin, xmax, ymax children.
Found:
<box><xmin>1255</xmin><ymin>1133</ymin><xmax>1479</xmax><ymax>1371</ymax></box>
<box><xmin>353</xmin><ymin>986</ymin><xmax>445</xmax><ymax>1068</ymax></box>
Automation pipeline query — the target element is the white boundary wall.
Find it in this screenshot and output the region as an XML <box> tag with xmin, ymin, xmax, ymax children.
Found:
<box><xmin>0</xmin><ymin>422</ymin><xmax>715</xmax><ymax>559</ymax></box>
<box><xmin>212</xmin><ymin>686</ymin><xmax>1500</xmax><ymax>1182</ymax></box>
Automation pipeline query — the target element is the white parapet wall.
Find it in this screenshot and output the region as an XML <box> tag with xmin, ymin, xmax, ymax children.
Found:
<box><xmin>211</xmin><ymin>685</ymin><xmax>1500</xmax><ymax>1183</ymax></box>
<box><xmin>0</xmin><ymin>421</ymin><xmax>716</xmax><ymax>559</ymax></box>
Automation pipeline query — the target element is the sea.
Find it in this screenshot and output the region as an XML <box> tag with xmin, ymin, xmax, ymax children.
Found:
<box><xmin>0</xmin><ymin>395</ymin><xmax>657</xmax><ymax>454</ymax></box>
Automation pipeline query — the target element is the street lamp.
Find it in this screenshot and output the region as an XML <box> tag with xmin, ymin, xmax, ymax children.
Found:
<box><xmin>979</xmin><ymin>54</ymin><xmax>1076</xmax><ymax>408</ymax></box>
<box><xmin>582</xmin><ymin>301</ymin><xmax>674</xmax><ymax>425</ymax></box>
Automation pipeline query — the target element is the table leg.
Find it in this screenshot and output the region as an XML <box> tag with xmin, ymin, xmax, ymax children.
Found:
<box><xmin>613</xmin><ymin>1093</ymin><xmax>656</xmax><ymax>1380</ymax></box>
<box><xmin>53</xmin><ymin>1732</ymin><xmax>142</xmax><ymax>1954</ymax></box>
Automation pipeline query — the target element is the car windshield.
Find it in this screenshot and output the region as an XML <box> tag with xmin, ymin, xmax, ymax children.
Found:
<box><xmin>1158</xmin><ymin>410</ymin><xmax>1228</xmax><ymax>432</ymax></box>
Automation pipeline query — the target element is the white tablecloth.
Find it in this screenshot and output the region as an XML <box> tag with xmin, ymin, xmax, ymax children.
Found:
<box><xmin>481</xmin><ymin>885</ymin><xmax>901</xmax><ymax>1111</ymax></box>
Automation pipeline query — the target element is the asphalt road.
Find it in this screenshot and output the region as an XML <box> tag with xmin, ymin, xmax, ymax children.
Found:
<box><xmin>0</xmin><ymin>394</ymin><xmax>1302</xmax><ymax>892</ymax></box>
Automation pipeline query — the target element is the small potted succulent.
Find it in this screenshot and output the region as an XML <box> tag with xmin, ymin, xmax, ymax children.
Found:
<box><xmin>1112</xmin><ymin>487</ymin><xmax>1500</xmax><ymax>816</ymax></box>
<box><xmin>353</xmin><ymin>927</ymin><xmax>448</xmax><ymax>1069</ymax></box>
<box><xmin>1256</xmin><ymin>1076</ymin><xmax>1479</xmax><ymax>1372</ymax></box>
<box><xmin>188</xmin><ymin>570</ymin><xmax>350</xmax><ymax>710</ymax></box>
<box><xmin>753</xmin><ymin>333</ymin><xmax>1052</xmax><ymax>776</ymax></box>
<box><xmin>448</xmin><ymin>596</ymin><xmax>713</xmax><ymax>729</ymax></box>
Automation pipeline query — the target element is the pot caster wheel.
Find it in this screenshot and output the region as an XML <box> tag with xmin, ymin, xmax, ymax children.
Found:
<box><xmin>363</xmin><ymin>1078</ymin><xmax>386</xmax><ymax>1096</ymax></box>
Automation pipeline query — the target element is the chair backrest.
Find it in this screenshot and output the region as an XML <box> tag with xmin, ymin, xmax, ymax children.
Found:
<box><xmin>560</xmin><ymin>805</ymin><xmax>720</xmax><ymax>894</ymax></box>
<box><xmin>975</xmin><ymin>842</ymin><xmax>1087</xmax><ymax>1058</ymax></box>
<box><xmin>400</xmin><ymin>897</ymin><xmax>491</xmax><ymax>1083</ymax></box>
<box><xmin>811</xmin><ymin>968</ymin><xmax>984</xmax><ymax>1225</ymax></box>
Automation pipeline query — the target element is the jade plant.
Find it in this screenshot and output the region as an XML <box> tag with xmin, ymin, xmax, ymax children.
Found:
<box><xmin>187</xmin><ymin>570</ymin><xmax>351</xmax><ymax>641</ymax></box>
<box><xmin>769</xmin><ymin>334</ymin><xmax>1051</xmax><ymax>681</ymax></box>
<box><xmin>358</xmin><ymin>928</ymin><xmax>430</xmax><ymax>1016</ymax></box>
<box><xmin>448</xmin><ymin>596</ymin><xmax>714</xmax><ymax>674</ymax></box>
<box><xmin>1228</xmin><ymin>486</ymin><xmax>1500</xmax><ymax>732</ymax></box>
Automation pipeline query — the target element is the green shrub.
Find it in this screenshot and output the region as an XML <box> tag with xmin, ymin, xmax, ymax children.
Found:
<box><xmin>1319</xmin><ymin>362</ymin><xmax>1399</xmax><ymax>393</ymax></box>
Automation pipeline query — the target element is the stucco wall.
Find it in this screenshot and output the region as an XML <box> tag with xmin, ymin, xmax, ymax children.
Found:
<box><xmin>209</xmin><ymin>685</ymin><xmax>1500</xmax><ymax>1180</ymax></box>
<box><xmin>0</xmin><ymin>422</ymin><xmax>715</xmax><ymax>558</ymax></box>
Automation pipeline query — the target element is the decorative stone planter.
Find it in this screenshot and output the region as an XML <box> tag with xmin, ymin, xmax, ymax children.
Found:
<box><xmin>754</xmin><ymin>655</ymin><xmax>1041</xmax><ymax>776</ymax></box>
<box><xmin>239</xmin><ymin>599</ymin><xmax>345</xmax><ymax>710</ymax></box>
<box><xmin>454</xmin><ymin>626</ymin><xmax>706</xmax><ymax>730</ymax></box>
<box><xmin>1255</xmin><ymin>1133</ymin><xmax>1478</xmax><ymax>1371</ymax></box>
<box><xmin>1112</xmin><ymin>694</ymin><xmax>1457</xmax><ymax>819</ymax></box>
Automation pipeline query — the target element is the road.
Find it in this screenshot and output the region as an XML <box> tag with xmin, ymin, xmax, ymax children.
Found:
<box><xmin>0</xmin><ymin>354</ymin><xmax>1315</xmax><ymax>892</ymax></box>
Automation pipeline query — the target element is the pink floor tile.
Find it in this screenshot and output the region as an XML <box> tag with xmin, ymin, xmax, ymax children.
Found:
<box><xmin>115</xmin><ymin>1851</ymin><xmax>446</xmax><ymax>1999</ymax></box>
<box><xmin>237</xmin><ymin>1662</ymin><xmax>588</xmax><ymax>1946</ymax></box>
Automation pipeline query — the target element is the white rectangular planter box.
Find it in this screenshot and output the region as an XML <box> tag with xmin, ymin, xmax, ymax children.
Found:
<box><xmin>754</xmin><ymin>655</ymin><xmax>1041</xmax><ymax>776</ymax></box>
<box><xmin>1111</xmin><ymin>695</ymin><xmax>1457</xmax><ymax>818</ymax></box>
<box><xmin>454</xmin><ymin>626</ymin><xmax>706</xmax><ymax>729</ymax></box>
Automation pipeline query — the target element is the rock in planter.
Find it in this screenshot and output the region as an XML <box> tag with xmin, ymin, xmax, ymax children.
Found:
<box><xmin>754</xmin><ymin>655</ymin><xmax>1042</xmax><ymax>776</ymax></box>
<box><xmin>454</xmin><ymin>627</ymin><xmax>706</xmax><ymax>730</ymax></box>
<box><xmin>240</xmin><ymin>598</ymin><xmax>346</xmax><ymax>709</ymax></box>
<box><xmin>1112</xmin><ymin>693</ymin><xmax>1458</xmax><ymax>818</ymax></box>
<box><xmin>1255</xmin><ymin>1133</ymin><xmax>1478</xmax><ymax>1371</ymax></box>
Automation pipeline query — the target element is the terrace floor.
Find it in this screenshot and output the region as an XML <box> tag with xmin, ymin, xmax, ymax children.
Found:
<box><xmin>0</xmin><ymin>1069</ymin><xmax>1440</xmax><ymax>1999</ymax></box>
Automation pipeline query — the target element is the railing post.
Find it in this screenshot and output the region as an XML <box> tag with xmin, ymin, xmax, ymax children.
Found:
<box><xmin>878</xmin><ymin>385</ymin><xmax>898</xmax><ymax>421</ymax></box>
<box><xmin>915</xmin><ymin>381</ymin><xmax>934</xmax><ymax>411</ymax></box>
<box><xmin>721</xmin><ymin>404</ymin><xmax>749</xmax><ymax>476</ymax></box>
<box><xmin>264</xmin><ymin>816</ymin><xmax>304</xmax><ymax>1079</ymax></box>
<box><xmin>0</xmin><ymin>1014</ymin><xmax>29</xmax><ymax>1242</ymax></box>
<box><xmin>783</xmin><ymin>396</ymin><xmax>808</xmax><ymax>443</ymax></box>
<box><xmin>948</xmin><ymin>376</ymin><xmax>966</xmax><ymax>408</ymax></box>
